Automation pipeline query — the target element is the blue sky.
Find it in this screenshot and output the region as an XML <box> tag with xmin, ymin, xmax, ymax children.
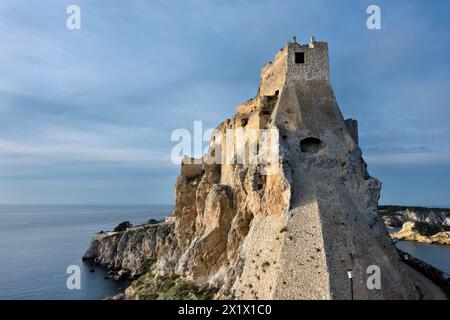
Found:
<box><xmin>0</xmin><ymin>0</ymin><xmax>449</xmax><ymax>206</ymax></box>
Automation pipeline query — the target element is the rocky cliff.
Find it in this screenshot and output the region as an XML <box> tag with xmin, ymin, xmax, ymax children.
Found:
<box><xmin>391</xmin><ymin>221</ymin><xmax>450</xmax><ymax>245</ymax></box>
<box><xmin>83</xmin><ymin>222</ymin><xmax>174</xmax><ymax>280</ymax></box>
<box><xmin>380</xmin><ymin>205</ymin><xmax>450</xmax><ymax>228</ymax></box>
<box><xmin>84</xmin><ymin>38</ymin><xmax>446</xmax><ymax>300</ymax></box>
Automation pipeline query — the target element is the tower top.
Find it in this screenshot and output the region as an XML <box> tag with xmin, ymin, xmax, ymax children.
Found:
<box><xmin>259</xmin><ymin>38</ymin><xmax>330</xmax><ymax>96</ymax></box>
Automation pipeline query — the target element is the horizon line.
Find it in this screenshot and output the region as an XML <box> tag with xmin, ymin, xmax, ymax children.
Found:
<box><xmin>0</xmin><ymin>203</ymin><xmax>449</xmax><ymax>209</ymax></box>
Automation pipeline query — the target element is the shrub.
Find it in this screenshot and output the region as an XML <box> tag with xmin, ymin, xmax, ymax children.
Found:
<box><xmin>143</xmin><ymin>258</ymin><xmax>157</xmax><ymax>271</ymax></box>
<box><xmin>147</xmin><ymin>219</ymin><xmax>159</xmax><ymax>225</ymax></box>
<box><xmin>114</xmin><ymin>221</ymin><xmax>132</xmax><ymax>232</ymax></box>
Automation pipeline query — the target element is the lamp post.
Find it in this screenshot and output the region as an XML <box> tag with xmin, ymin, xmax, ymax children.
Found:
<box><xmin>347</xmin><ymin>269</ymin><xmax>354</xmax><ymax>300</ymax></box>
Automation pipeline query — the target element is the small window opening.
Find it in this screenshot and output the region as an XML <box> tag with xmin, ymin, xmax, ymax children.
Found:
<box><xmin>295</xmin><ymin>52</ymin><xmax>305</xmax><ymax>64</ymax></box>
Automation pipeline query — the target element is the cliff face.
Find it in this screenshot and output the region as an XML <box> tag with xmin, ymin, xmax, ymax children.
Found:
<box><xmin>381</xmin><ymin>207</ymin><xmax>450</xmax><ymax>228</ymax></box>
<box><xmin>161</xmin><ymin>39</ymin><xmax>428</xmax><ymax>300</ymax></box>
<box><xmin>83</xmin><ymin>222</ymin><xmax>174</xmax><ymax>279</ymax></box>
<box><xmin>84</xmin><ymin>38</ymin><xmax>446</xmax><ymax>300</ymax></box>
<box><xmin>391</xmin><ymin>221</ymin><xmax>450</xmax><ymax>245</ymax></box>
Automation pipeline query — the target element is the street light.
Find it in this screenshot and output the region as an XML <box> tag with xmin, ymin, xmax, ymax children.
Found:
<box><xmin>347</xmin><ymin>269</ymin><xmax>354</xmax><ymax>300</ymax></box>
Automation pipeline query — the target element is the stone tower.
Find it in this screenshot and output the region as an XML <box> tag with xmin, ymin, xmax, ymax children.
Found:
<box><xmin>162</xmin><ymin>37</ymin><xmax>443</xmax><ymax>300</ymax></box>
<box><xmin>260</xmin><ymin>36</ymin><xmax>330</xmax><ymax>97</ymax></box>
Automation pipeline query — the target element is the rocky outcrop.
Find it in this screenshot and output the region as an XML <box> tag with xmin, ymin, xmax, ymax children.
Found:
<box><xmin>391</xmin><ymin>221</ymin><xmax>450</xmax><ymax>245</ymax></box>
<box><xmin>381</xmin><ymin>206</ymin><xmax>450</xmax><ymax>244</ymax></box>
<box><xmin>155</xmin><ymin>38</ymin><xmax>444</xmax><ymax>299</ymax></box>
<box><xmin>380</xmin><ymin>206</ymin><xmax>450</xmax><ymax>228</ymax></box>
<box><xmin>83</xmin><ymin>222</ymin><xmax>174</xmax><ymax>279</ymax></box>
<box><xmin>85</xmin><ymin>37</ymin><xmax>446</xmax><ymax>300</ymax></box>
<box><xmin>382</xmin><ymin>215</ymin><xmax>404</xmax><ymax>228</ymax></box>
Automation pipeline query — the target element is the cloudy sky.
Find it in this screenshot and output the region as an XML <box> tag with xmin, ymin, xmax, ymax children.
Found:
<box><xmin>0</xmin><ymin>0</ymin><xmax>449</xmax><ymax>206</ymax></box>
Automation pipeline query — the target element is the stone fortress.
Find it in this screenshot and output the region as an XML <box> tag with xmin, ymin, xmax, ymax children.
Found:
<box><xmin>84</xmin><ymin>37</ymin><xmax>445</xmax><ymax>300</ymax></box>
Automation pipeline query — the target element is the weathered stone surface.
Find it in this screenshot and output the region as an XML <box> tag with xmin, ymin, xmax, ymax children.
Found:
<box><xmin>383</xmin><ymin>215</ymin><xmax>404</xmax><ymax>228</ymax></box>
<box><xmin>83</xmin><ymin>222</ymin><xmax>174</xmax><ymax>278</ymax></box>
<box><xmin>158</xmin><ymin>38</ymin><xmax>445</xmax><ymax>299</ymax></box>
<box><xmin>380</xmin><ymin>207</ymin><xmax>450</xmax><ymax>228</ymax></box>
<box><xmin>85</xmin><ymin>38</ymin><xmax>446</xmax><ymax>300</ymax></box>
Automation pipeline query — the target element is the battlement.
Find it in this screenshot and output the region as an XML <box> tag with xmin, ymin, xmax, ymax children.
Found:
<box><xmin>259</xmin><ymin>36</ymin><xmax>329</xmax><ymax>96</ymax></box>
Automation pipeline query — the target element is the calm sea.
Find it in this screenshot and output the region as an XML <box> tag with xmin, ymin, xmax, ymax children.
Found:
<box><xmin>388</xmin><ymin>227</ymin><xmax>450</xmax><ymax>274</ymax></box>
<box><xmin>1</xmin><ymin>205</ymin><xmax>449</xmax><ymax>299</ymax></box>
<box><xmin>0</xmin><ymin>204</ymin><xmax>171</xmax><ymax>300</ymax></box>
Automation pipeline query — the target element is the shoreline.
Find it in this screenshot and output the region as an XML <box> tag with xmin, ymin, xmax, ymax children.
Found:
<box><xmin>85</xmin><ymin>216</ymin><xmax>450</xmax><ymax>300</ymax></box>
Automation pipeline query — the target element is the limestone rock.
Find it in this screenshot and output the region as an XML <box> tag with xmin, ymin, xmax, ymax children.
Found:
<box><xmin>159</xmin><ymin>39</ymin><xmax>444</xmax><ymax>299</ymax></box>
<box><xmin>86</xmin><ymin>38</ymin><xmax>446</xmax><ymax>300</ymax></box>
<box><xmin>380</xmin><ymin>207</ymin><xmax>450</xmax><ymax>227</ymax></box>
<box><xmin>83</xmin><ymin>222</ymin><xmax>174</xmax><ymax>278</ymax></box>
<box><xmin>391</xmin><ymin>221</ymin><xmax>450</xmax><ymax>245</ymax></box>
<box><xmin>383</xmin><ymin>215</ymin><xmax>404</xmax><ymax>228</ymax></box>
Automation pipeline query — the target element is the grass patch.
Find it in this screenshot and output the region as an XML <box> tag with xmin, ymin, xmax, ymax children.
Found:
<box><xmin>130</xmin><ymin>272</ymin><xmax>218</xmax><ymax>300</ymax></box>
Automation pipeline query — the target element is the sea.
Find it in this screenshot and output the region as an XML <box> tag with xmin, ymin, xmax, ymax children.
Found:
<box><xmin>0</xmin><ymin>204</ymin><xmax>171</xmax><ymax>300</ymax></box>
<box><xmin>0</xmin><ymin>205</ymin><xmax>449</xmax><ymax>300</ymax></box>
<box><xmin>389</xmin><ymin>227</ymin><xmax>450</xmax><ymax>274</ymax></box>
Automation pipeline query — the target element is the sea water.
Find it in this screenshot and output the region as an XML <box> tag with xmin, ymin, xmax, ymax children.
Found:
<box><xmin>0</xmin><ymin>204</ymin><xmax>171</xmax><ymax>300</ymax></box>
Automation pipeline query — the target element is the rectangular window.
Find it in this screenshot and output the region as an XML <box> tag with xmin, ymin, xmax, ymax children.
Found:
<box><xmin>295</xmin><ymin>52</ymin><xmax>305</xmax><ymax>64</ymax></box>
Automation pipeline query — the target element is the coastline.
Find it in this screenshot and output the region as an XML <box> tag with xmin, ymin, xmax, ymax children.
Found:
<box><xmin>85</xmin><ymin>205</ymin><xmax>450</xmax><ymax>300</ymax></box>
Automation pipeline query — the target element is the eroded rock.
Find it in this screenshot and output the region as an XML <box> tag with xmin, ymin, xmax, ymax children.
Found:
<box><xmin>391</xmin><ymin>221</ymin><xmax>450</xmax><ymax>245</ymax></box>
<box><xmin>85</xmin><ymin>38</ymin><xmax>446</xmax><ymax>300</ymax></box>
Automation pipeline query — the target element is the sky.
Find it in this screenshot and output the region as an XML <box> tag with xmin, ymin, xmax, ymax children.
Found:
<box><xmin>0</xmin><ymin>0</ymin><xmax>449</xmax><ymax>206</ymax></box>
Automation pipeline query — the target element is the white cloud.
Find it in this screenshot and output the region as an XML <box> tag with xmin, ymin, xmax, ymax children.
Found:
<box><xmin>0</xmin><ymin>124</ymin><xmax>173</xmax><ymax>169</ymax></box>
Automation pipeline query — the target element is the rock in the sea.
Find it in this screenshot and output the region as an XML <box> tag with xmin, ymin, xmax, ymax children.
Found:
<box><xmin>104</xmin><ymin>293</ymin><xmax>125</xmax><ymax>300</ymax></box>
<box><xmin>383</xmin><ymin>215</ymin><xmax>404</xmax><ymax>228</ymax></box>
<box><xmin>391</xmin><ymin>221</ymin><xmax>450</xmax><ymax>245</ymax></box>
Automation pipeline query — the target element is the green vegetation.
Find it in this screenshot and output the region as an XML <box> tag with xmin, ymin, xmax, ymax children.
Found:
<box><xmin>130</xmin><ymin>271</ymin><xmax>217</xmax><ymax>300</ymax></box>
<box><xmin>143</xmin><ymin>258</ymin><xmax>157</xmax><ymax>271</ymax></box>
<box><xmin>147</xmin><ymin>219</ymin><xmax>160</xmax><ymax>225</ymax></box>
<box><xmin>113</xmin><ymin>221</ymin><xmax>133</xmax><ymax>232</ymax></box>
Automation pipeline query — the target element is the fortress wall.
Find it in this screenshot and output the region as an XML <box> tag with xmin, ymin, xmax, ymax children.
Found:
<box><xmin>259</xmin><ymin>47</ymin><xmax>288</xmax><ymax>96</ymax></box>
<box><xmin>287</xmin><ymin>41</ymin><xmax>329</xmax><ymax>81</ymax></box>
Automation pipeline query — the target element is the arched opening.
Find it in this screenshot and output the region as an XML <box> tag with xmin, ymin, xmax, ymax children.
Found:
<box><xmin>300</xmin><ymin>137</ymin><xmax>324</xmax><ymax>153</ymax></box>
